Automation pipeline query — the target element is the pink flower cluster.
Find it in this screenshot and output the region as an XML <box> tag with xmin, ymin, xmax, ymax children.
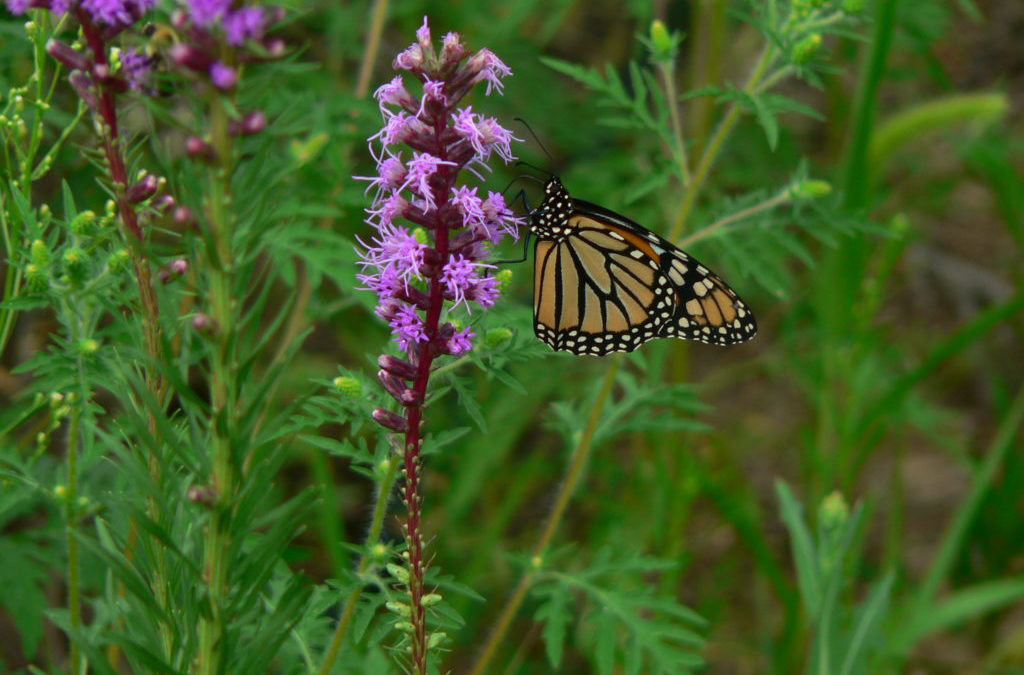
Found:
<box><xmin>356</xmin><ymin>17</ymin><xmax>520</xmax><ymax>374</ymax></box>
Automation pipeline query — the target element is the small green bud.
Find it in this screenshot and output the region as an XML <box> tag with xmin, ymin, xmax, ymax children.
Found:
<box><xmin>819</xmin><ymin>491</ymin><xmax>849</xmax><ymax>532</ymax></box>
<box><xmin>386</xmin><ymin>601</ymin><xmax>412</xmax><ymax>617</ymax></box>
<box><xmin>334</xmin><ymin>376</ymin><xmax>362</xmax><ymax>397</ymax></box>
<box><xmin>530</xmin><ymin>555</ymin><xmax>543</xmax><ymax>570</ymax></box>
<box><xmin>39</xmin><ymin>204</ymin><xmax>51</xmax><ymax>219</ymax></box>
<box><xmin>30</xmin><ymin>239</ymin><xmax>50</xmax><ymax>267</ymax></box>
<box><xmin>386</xmin><ymin>563</ymin><xmax>410</xmax><ymax>584</ymax></box>
<box><xmin>484</xmin><ymin>327</ymin><xmax>513</xmax><ymax>349</ymax></box>
<box><xmin>412</xmin><ymin>228</ymin><xmax>428</xmax><ymax>245</ymax></box>
<box><xmin>791</xmin><ymin>34</ymin><xmax>822</xmax><ymax>64</ymax></box>
<box><xmin>49</xmin><ymin>392</ymin><xmax>64</xmax><ymax>407</ymax></box>
<box><xmin>393</xmin><ymin>621</ymin><xmax>415</xmax><ymax>633</ymax></box>
<box><xmin>648</xmin><ymin>20</ymin><xmax>676</xmax><ymax>62</ymax></box>
<box><xmin>77</xmin><ymin>338</ymin><xmax>99</xmax><ymax>355</ymax></box>
<box><xmin>105</xmin><ymin>199</ymin><xmax>117</xmax><ymax>217</ymax></box>
<box><xmin>107</xmin><ymin>249</ymin><xmax>131</xmax><ymax>272</ymax></box>
<box><xmin>63</xmin><ymin>247</ymin><xmax>89</xmax><ymax>284</ymax></box>
<box><xmin>69</xmin><ymin>210</ymin><xmax>97</xmax><ymax>236</ymax></box>
<box><xmin>421</xmin><ymin>593</ymin><xmax>442</xmax><ymax>607</ymax></box>
<box><xmin>370</xmin><ymin>543</ymin><xmax>388</xmax><ymax>560</ymax></box>
<box><xmin>24</xmin><ymin>263</ymin><xmax>49</xmax><ymax>293</ymax></box>
<box><xmin>789</xmin><ymin>179</ymin><xmax>832</xmax><ymax>199</ymax></box>
<box><xmin>426</xmin><ymin>631</ymin><xmax>448</xmax><ymax>649</ymax></box>
<box><xmin>375</xmin><ymin>459</ymin><xmax>392</xmax><ymax>478</ymax></box>
<box><xmin>54</xmin><ymin>484</ymin><xmax>67</xmax><ymax>499</ymax></box>
<box><xmin>495</xmin><ymin>268</ymin><xmax>513</xmax><ymax>289</ymax></box>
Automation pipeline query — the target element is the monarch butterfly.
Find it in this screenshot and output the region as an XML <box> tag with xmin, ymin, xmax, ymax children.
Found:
<box><xmin>527</xmin><ymin>176</ymin><xmax>757</xmax><ymax>355</ymax></box>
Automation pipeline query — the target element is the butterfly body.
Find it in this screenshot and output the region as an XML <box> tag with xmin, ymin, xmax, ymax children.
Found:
<box><xmin>528</xmin><ymin>177</ymin><xmax>756</xmax><ymax>355</ymax></box>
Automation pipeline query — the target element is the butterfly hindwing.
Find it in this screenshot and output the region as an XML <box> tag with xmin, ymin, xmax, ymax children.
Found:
<box><xmin>530</xmin><ymin>179</ymin><xmax>756</xmax><ymax>355</ymax></box>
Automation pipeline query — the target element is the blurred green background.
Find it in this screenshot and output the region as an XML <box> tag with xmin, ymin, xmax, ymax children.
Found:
<box><xmin>3</xmin><ymin>0</ymin><xmax>1024</xmax><ymax>673</ymax></box>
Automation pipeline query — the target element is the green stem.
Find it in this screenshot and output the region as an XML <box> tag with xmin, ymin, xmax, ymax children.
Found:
<box><xmin>354</xmin><ymin>0</ymin><xmax>391</xmax><ymax>98</ymax></box>
<box><xmin>317</xmin><ymin>458</ymin><xmax>399</xmax><ymax>675</ymax></box>
<box><xmin>66</xmin><ymin>401</ymin><xmax>82</xmax><ymax>675</ymax></box>
<box><xmin>658</xmin><ymin>63</ymin><xmax>690</xmax><ymax>188</ymax></box>
<box><xmin>668</xmin><ymin>43</ymin><xmax>775</xmax><ymax>242</ymax></box>
<box><xmin>468</xmin><ymin>356</ymin><xmax>621</xmax><ymax>675</ymax></box>
<box><xmin>198</xmin><ymin>87</ymin><xmax>238</xmax><ymax>675</ymax></box>
<box><xmin>677</xmin><ymin>188</ymin><xmax>793</xmax><ymax>248</ymax></box>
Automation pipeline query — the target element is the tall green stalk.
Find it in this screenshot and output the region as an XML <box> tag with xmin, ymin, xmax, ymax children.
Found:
<box><xmin>197</xmin><ymin>85</ymin><xmax>239</xmax><ymax>675</ymax></box>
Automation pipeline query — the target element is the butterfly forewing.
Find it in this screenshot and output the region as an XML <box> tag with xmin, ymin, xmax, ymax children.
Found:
<box><xmin>530</xmin><ymin>179</ymin><xmax>756</xmax><ymax>355</ymax></box>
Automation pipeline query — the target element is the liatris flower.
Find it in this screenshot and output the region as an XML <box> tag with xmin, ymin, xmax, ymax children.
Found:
<box><xmin>170</xmin><ymin>0</ymin><xmax>285</xmax><ymax>91</ymax></box>
<box><xmin>354</xmin><ymin>17</ymin><xmax>519</xmax><ymax>673</ymax></box>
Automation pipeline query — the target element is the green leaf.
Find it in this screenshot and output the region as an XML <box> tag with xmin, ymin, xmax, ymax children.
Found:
<box><xmin>534</xmin><ymin>586</ymin><xmax>571</xmax><ymax>667</ymax></box>
<box><xmin>776</xmin><ymin>481</ymin><xmax>822</xmax><ymax>615</ymax></box>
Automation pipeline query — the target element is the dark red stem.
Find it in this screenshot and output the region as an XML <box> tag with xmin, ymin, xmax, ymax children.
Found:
<box><xmin>399</xmin><ymin>96</ymin><xmax>462</xmax><ymax>675</ymax></box>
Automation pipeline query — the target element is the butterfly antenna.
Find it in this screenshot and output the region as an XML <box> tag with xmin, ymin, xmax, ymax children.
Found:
<box><xmin>514</xmin><ymin>117</ymin><xmax>555</xmax><ymax>165</ymax></box>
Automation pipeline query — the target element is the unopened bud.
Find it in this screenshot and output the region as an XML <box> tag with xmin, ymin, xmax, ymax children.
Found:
<box><xmin>788</xmin><ymin>179</ymin><xmax>832</xmax><ymax>199</ymax></box>
<box><xmin>791</xmin><ymin>34</ymin><xmax>822</xmax><ymax>65</ymax></box>
<box><xmin>46</xmin><ymin>39</ymin><xmax>89</xmax><ymax>71</ymax></box>
<box><xmin>170</xmin><ymin>43</ymin><xmax>213</xmax><ymax>71</ymax></box>
<box><xmin>126</xmin><ymin>174</ymin><xmax>159</xmax><ymax>203</ymax></box>
<box><xmin>30</xmin><ymin>239</ymin><xmax>50</xmax><ymax>267</ymax></box>
<box><xmin>63</xmin><ymin>247</ymin><xmax>89</xmax><ymax>284</ymax></box>
<box><xmin>69</xmin><ymin>210</ymin><xmax>98</xmax><ymax>236</ymax></box>
<box><xmin>188</xmin><ymin>485</ymin><xmax>217</xmax><ymax>507</ymax></box>
<box><xmin>334</xmin><ymin>376</ymin><xmax>362</xmax><ymax>397</ymax></box>
<box><xmin>229</xmin><ymin>110</ymin><xmax>266</xmax><ymax>137</ymax></box>
<box><xmin>378</xmin><ymin>354</ymin><xmax>417</xmax><ymax>380</ymax></box>
<box><xmin>192</xmin><ymin>312</ymin><xmax>213</xmax><ymax>333</ymax></box>
<box><xmin>372</xmin><ymin>407</ymin><xmax>408</xmax><ymax>432</ymax></box>
<box><xmin>107</xmin><ymin>249</ymin><xmax>130</xmax><ymax>272</ymax></box>
<box><xmin>185</xmin><ymin>136</ymin><xmax>217</xmax><ymax>163</ymax></box>
<box><xmin>172</xmin><ymin>205</ymin><xmax>195</xmax><ymax>228</ymax></box>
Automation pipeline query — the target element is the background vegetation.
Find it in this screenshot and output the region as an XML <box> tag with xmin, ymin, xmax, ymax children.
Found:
<box><xmin>1</xmin><ymin>0</ymin><xmax>1022</xmax><ymax>673</ymax></box>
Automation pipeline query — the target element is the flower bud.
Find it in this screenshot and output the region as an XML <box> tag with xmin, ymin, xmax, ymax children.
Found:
<box><xmin>484</xmin><ymin>327</ymin><xmax>513</xmax><ymax>349</ymax></box>
<box><xmin>188</xmin><ymin>485</ymin><xmax>217</xmax><ymax>507</ymax></box>
<box><xmin>152</xmin><ymin>194</ymin><xmax>176</xmax><ymax>213</ymax></box>
<box><xmin>24</xmin><ymin>263</ymin><xmax>49</xmax><ymax>293</ymax></box>
<box><xmin>440</xmin><ymin>32</ymin><xmax>465</xmax><ymax>65</ymax></box>
<box><xmin>173</xmin><ymin>206</ymin><xmax>196</xmax><ymax>228</ymax></box>
<box><xmin>791</xmin><ymin>34</ymin><xmax>822</xmax><ymax>65</ymax></box>
<box><xmin>185</xmin><ymin>136</ymin><xmax>217</xmax><ymax>162</ymax></box>
<box><xmin>30</xmin><ymin>239</ymin><xmax>50</xmax><ymax>267</ymax></box>
<box><xmin>788</xmin><ymin>179</ymin><xmax>832</xmax><ymax>199</ymax></box>
<box><xmin>126</xmin><ymin>174</ymin><xmax>159</xmax><ymax>203</ymax></box>
<box><xmin>386</xmin><ymin>562</ymin><xmax>410</xmax><ymax>583</ymax></box>
<box><xmin>386</xmin><ymin>601</ymin><xmax>411</xmax><ymax>617</ymax></box>
<box><xmin>209</xmin><ymin>62</ymin><xmax>237</xmax><ymax>91</ymax></box>
<box><xmin>426</xmin><ymin>631</ymin><xmax>447</xmax><ymax>649</ymax></box>
<box><xmin>372</xmin><ymin>407</ymin><xmax>408</xmax><ymax>432</ymax></box>
<box><xmin>77</xmin><ymin>338</ymin><xmax>99</xmax><ymax>355</ymax></box>
<box><xmin>68</xmin><ymin>71</ymin><xmax>96</xmax><ymax>107</ymax></box>
<box><xmin>69</xmin><ymin>210</ymin><xmax>98</xmax><ymax>236</ymax></box>
<box><xmin>107</xmin><ymin>249</ymin><xmax>131</xmax><ymax>272</ymax></box>
<box><xmin>378</xmin><ymin>354</ymin><xmax>417</xmax><ymax>380</ymax></box>
<box><xmin>192</xmin><ymin>312</ymin><xmax>214</xmax><ymax>333</ymax></box>
<box><xmin>819</xmin><ymin>491</ymin><xmax>849</xmax><ymax>532</ymax></box>
<box><xmin>170</xmin><ymin>43</ymin><xmax>213</xmax><ymax>72</ymax></box>
<box><xmin>46</xmin><ymin>39</ymin><xmax>89</xmax><ymax>71</ymax></box>
<box><xmin>648</xmin><ymin>20</ymin><xmax>677</xmax><ymax>63</ymax></box>
<box><xmin>63</xmin><ymin>247</ymin><xmax>89</xmax><ymax>285</ymax></box>
<box><xmin>229</xmin><ymin>109</ymin><xmax>266</xmax><ymax>136</ymax></box>
<box><xmin>334</xmin><ymin>376</ymin><xmax>363</xmax><ymax>397</ymax></box>
<box><xmin>421</xmin><ymin>593</ymin><xmax>442</xmax><ymax>607</ymax></box>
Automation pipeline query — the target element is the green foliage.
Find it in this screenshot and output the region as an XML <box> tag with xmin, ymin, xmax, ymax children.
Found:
<box><xmin>2</xmin><ymin>1</ymin><xmax>1022</xmax><ymax>674</ymax></box>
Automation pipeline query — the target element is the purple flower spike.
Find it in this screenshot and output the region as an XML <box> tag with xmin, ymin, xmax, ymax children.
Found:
<box><xmin>357</xmin><ymin>16</ymin><xmax>520</xmax><ymax>369</ymax></box>
<box><xmin>356</xmin><ymin>19</ymin><xmax>521</xmax><ymax>670</ymax></box>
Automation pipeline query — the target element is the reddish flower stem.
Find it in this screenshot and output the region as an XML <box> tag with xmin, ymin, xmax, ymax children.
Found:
<box><xmin>401</xmin><ymin>108</ymin><xmax>455</xmax><ymax>675</ymax></box>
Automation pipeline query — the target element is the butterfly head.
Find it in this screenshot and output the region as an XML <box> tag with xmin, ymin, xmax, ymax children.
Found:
<box><xmin>529</xmin><ymin>177</ymin><xmax>573</xmax><ymax>240</ymax></box>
